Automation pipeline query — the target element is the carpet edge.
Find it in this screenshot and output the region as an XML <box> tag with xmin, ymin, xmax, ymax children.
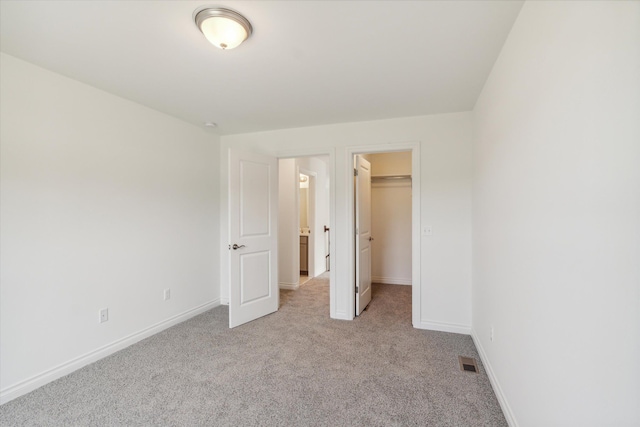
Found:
<box><xmin>0</xmin><ymin>298</ymin><xmax>221</xmax><ymax>405</ymax></box>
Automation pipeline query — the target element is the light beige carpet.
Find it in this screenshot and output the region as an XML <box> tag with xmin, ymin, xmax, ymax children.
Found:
<box><xmin>0</xmin><ymin>275</ymin><xmax>507</xmax><ymax>426</ymax></box>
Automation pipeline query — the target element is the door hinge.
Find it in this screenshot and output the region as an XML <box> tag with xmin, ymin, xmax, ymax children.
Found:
<box><xmin>354</xmin><ymin>168</ymin><xmax>358</xmax><ymax>176</ymax></box>
<box><xmin>355</xmin><ymin>286</ymin><xmax>359</xmax><ymax>293</ymax></box>
<box><xmin>355</xmin><ymin>227</ymin><xmax>359</xmax><ymax>235</ymax></box>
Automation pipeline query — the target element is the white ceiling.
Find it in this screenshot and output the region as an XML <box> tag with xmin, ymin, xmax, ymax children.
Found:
<box><xmin>0</xmin><ymin>1</ymin><xmax>523</xmax><ymax>135</ymax></box>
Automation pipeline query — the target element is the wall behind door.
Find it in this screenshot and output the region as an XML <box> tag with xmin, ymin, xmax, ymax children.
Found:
<box><xmin>220</xmin><ymin>112</ymin><xmax>472</xmax><ymax>327</ymax></box>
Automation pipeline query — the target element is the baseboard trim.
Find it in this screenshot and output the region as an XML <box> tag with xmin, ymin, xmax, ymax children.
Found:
<box><xmin>471</xmin><ymin>328</ymin><xmax>518</xmax><ymax>427</ymax></box>
<box><xmin>220</xmin><ymin>297</ymin><xmax>229</xmax><ymax>305</ymax></box>
<box><xmin>0</xmin><ymin>299</ymin><xmax>220</xmax><ymax>405</ymax></box>
<box><xmin>372</xmin><ymin>276</ymin><xmax>411</xmax><ymax>286</ymax></box>
<box><xmin>279</xmin><ymin>282</ymin><xmax>300</xmax><ymax>290</ymax></box>
<box><xmin>414</xmin><ymin>319</ymin><xmax>471</xmax><ymax>335</ymax></box>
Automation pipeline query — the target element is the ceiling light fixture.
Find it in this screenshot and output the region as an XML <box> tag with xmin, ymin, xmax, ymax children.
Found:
<box><xmin>194</xmin><ymin>7</ymin><xmax>253</xmax><ymax>50</ymax></box>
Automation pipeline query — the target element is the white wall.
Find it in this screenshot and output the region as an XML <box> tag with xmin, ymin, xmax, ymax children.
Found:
<box><xmin>370</xmin><ymin>151</ymin><xmax>412</xmax><ymax>176</ymax></box>
<box><xmin>370</xmin><ymin>152</ymin><xmax>412</xmax><ymax>285</ymax></box>
<box><xmin>0</xmin><ymin>54</ymin><xmax>220</xmax><ymax>403</ymax></box>
<box><xmin>220</xmin><ymin>112</ymin><xmax>472</xmax><ymax>331</ymax></box>
<box><xmin>297</xmin><ymin>156</ymin><xmax>330</xmax><ymax>277</ymax></box>
<box><xmin>472</xmin><ymin>2</ymin><xmax>640</xmax><ymax>426</ymax></box>
<box><xmin>277</xmin><ymin>158</ymin><xmax>299</xmax><ymax>288</ymax></box>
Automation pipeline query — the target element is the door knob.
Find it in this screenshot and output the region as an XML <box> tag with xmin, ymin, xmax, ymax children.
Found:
<box><xmin>232</xmin><ymin>244</ymin><xmax>246</xmax><ymax>250</ymax></box>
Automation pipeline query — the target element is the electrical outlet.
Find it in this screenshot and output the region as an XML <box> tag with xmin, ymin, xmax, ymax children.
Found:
<box><xmin>99</xmin><ymin>308</ymin><xmax>109</xmax><ymax>323</ymax></box>
<box><xmin>164</xmin><ymin>289</ymin><xmax>171</xmax><ymax>301</ymax></box>
<box><xmin>422</xmin><ymin>226</ymin><xmax>433</xmax><ymax>236</ymax></box>
<box><xmin>490</xmin><ymin>326</ymin><xmax>494</xmax><ymax>342</ymax></box>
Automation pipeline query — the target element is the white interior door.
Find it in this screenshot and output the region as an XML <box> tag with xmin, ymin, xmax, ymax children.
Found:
<box><xmin>355</xmin><ymin>155</ymin><xmax>372</xmax><ymax>315</ymax></box>
<box><xmin>229</xmin><ymin>149</ymin><xmax>278</xmax><ymax>328</ymax></box>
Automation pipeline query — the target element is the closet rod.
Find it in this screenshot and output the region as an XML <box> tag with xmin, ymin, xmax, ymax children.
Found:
<box><xmin>371</xmin><ymin>174</ymin><xmax>412</xmax><ymax>181</ymax></box>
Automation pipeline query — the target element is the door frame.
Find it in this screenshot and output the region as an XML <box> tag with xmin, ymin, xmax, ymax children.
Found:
<box><xmin>345</xmin><ymin>143</ymin><xmax>421</xmax><ymax>326</ymax></box>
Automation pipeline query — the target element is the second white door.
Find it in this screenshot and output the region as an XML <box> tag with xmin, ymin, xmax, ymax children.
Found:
<box><xmin>355</xmin><ymin>155</ymin><xmax>372</xmax><ymax>315</ymax></box>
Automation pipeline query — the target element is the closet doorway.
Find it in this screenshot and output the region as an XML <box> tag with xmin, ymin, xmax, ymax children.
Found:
<box><xmin>354</xmin><ymin>151</ymin><xmax>413</xmax><ymax>316</ymax></box>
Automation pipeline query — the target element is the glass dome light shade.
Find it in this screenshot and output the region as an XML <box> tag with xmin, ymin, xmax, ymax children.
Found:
<box><xmin>195</xmin><ymin>8</ymin><xmax>253</xmax><ymax>50</ymax></box>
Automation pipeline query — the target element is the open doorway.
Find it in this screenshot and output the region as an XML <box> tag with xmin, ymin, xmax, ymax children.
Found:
<box><xmin>277</xmin><ymin>156</ymin><xmax>331</xmax><ymax>293</ymax></box>
<box><xmin>354</xmin><ymin>151</ymin><xmax>413</xmax><ymax>319</ymax></box>
<box><xmin>299</xmin><ymin>173</ymin><xmax>310</xmax><ymax>280</ymax></box>
<box><xmin>224</xmin><ymin>148</ymin><xmax>335</xmax><ymax>329</ymax></box>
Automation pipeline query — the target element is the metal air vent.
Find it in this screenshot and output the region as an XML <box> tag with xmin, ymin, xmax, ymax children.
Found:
<box><xmin>458</xmin><ymin>356</ymin><xmax>478</xmax><ymax>373</ymax></box>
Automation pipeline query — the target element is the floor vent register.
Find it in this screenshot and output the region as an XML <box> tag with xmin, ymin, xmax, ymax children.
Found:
<box><xmin>458</xmin><ymin>356</ymin><xmax>479</xmax><ymax>373</ymax></box>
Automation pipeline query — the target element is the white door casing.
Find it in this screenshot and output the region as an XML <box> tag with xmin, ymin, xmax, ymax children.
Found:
<box><xmin>355</xmin><ymin>155</ymin><xmax>372</xmax><ymax>315</ymax></box>
<box><xmin>229</xmin><ymin>149</ymin><xmax>278</xmax><ymax>328</ymax></box>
